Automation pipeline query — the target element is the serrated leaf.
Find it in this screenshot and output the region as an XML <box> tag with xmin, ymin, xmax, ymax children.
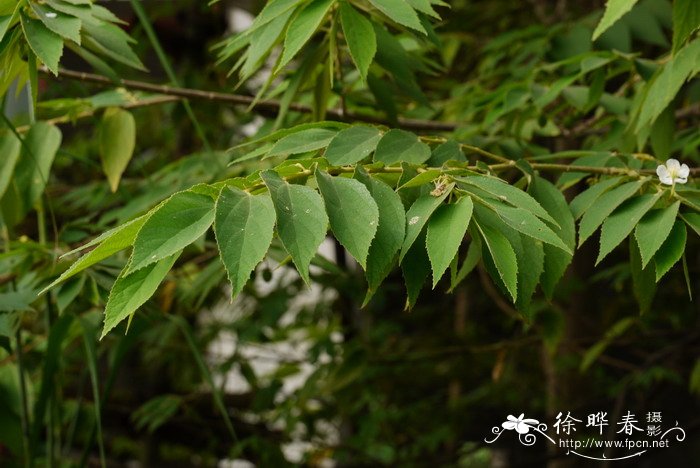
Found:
<box><xmin>682</xmin><ymin>212</ymin><xmax>700</xmax><ymax>236</ymax></box>
<box><xmin>42</xmin><ymin>216</ymin><xmax>148</xmax><ymax>294</ymax></box>
<box><xmin>448</xmin><ymin>235</ymin><xmax>481</xmax><ymax>293</ymax></box>
<box><xmin>277</xmin><ymin>0</ymin><xmax>334</xmax><ymax>70</ymax></box>
<box><xmin>672</xmin><ymin>0</ymin><xmax>700</xmax><ymax>53</ymax></box>
<box><xmin>456</xmin><ymin>175</ymin><xmax>557</xmax><ymax>225</ymax></box>
<box><xmin>355</xmin><ymin>167</ymin><xmax>405</xmax><ymax>303</ymax></box>
<box><xmin>240</xmin><ymin>9</ymin><xmax>292</xmax><ymax>80</ymax></box>
<box><xmin>634</xmin><ymin>200</ymin><xmax>680</xmax><ymax>268</ymax></box>
<box><xmin>597</xmin><ymin>193</ymin><xmax>661</xmax><ymax>265</ymax></box>
<box><xmin>570</xmin><ymin>177</ymin><xmax>623</xmax><ymax>220</ymax></box>
<box><xmin>339</xmin><ymin>2</ymin><xmax>376</xmax><ymax>82</ymax></box>
<box><xmin>489</xmin><ymin>203</ymin><xmax>572</xmax><ymax>254</ymax></box>
<box><xmin>261</xmin><ymin>170</ymin><xmax>328</xmax><ymax>284</ymax></box>
<box><xmin>401</xmin><ymin>232</ymin><xmax>430</xmax><ymax>309</ymax></box>
<box><xmin>398</xmin><ymin>169</ymin><xmax>442</xmax><ymax>190</ymax></box>
<box><xmin>316</xmin><ymin>170</ymin><xmax>379</xmax><ymax>267</ymax></box>
<box><xmin>267</xmin><ymin>128</ymin><xmax>337</xmax><ymax>157</ymax></box>
<box><xmin>428</xmin><ymin>140</ymin><xmax>464</xmax><ymax>166</ymax></box>
<box><xmin>426</xmin><ymin>197</ymin><xmax>473</xmax><ymax>287</ymax></box>
<box><xmin>654</xmin><ymin>219</ymin><xmax>686</xmax><ymax>281</ymax></box>
<box><xmin>399</xmin><ymin>187</ymin><xmax>452</xmax><ymax>262</ymax></box>
<box><xmin>630</xmin><ymin>236</ymin><xmax>655</xmax><ymax>313</ymax></box>
<box><xmin>214</xmin><ymin>187</ymin><xmax>276</xmax><ymax>299</ymax></box>
<box><xmin>593</xmin><ymin>0</ymin><xmax>640</xmax><ymax>40</ymax></box>
<box><xmin>31</xmin><ymin>2</ymin><xmax>81</xmax><ymax>44</ymax></box>
<box><xmin>325</xmin><ymin>126</ymin><xmax>382</xmax><ymax>165</ymax></box>
<box><xmin>474</xmin><ymin>217</ymin><xmax>518</xmax><ymax>302</ymax></box>
<box><xmin>578</xmin><ymin>180</ymin><xmax>644</xmax><ymax>246</ymax></box>
<box><xmin>374</xmin><ymin>129</ymin><xmax>431</xmax><ymax>165</ymax></box>
<box><xmin>102</xmin><ymin>253</ymin><xmax>180</xmax><ymax>338</ymax></box>
<box><xmin>529</xmin><ymin>176</ymin><xmax>575</xmax><ymax>299</ymax></box>
<box><xmin>128</xmin><ymin>191</ymin><xmax>216</xmax><ymax>273</ymax></box>
<box><xmin>99</xmin><ymin>107</ymin><xmax>135</xmax><ymax>192</ymax></box>
<box><xmin>368</xmin><ymin>0</ymin><xmax>426</xmax><ymax>34</ymax></box>
<box><xmin>82</xmin><ymin>21</ymin><xmax>145</xmax><ymax>70</ymax></box>
<box><xmin>21</xmin><ymin>13</ymin><xmax>64</xmax><ymax>74</ymax></box>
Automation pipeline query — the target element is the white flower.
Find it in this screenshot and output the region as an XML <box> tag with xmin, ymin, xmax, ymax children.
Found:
<box><xmin>502</xmin><ymin>413</ymin><xmax>539</xmax><ymax>434</ymax></box>
<box><xmin>656</xmin><ymin>159</ymin><xmax>690</xmax><ymax>185</ymax></box>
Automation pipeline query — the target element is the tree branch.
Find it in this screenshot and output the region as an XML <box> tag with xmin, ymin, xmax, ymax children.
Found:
<box><xmin>40</xmin><ymin>67</ymin><xmax>458</xmax><ymax>132</ymax></box>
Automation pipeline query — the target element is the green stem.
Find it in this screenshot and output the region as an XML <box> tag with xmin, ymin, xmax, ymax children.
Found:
<box><xmin>14</xmin><ymin>330</ymin><xmax>31</xmax><ymax>468</ymax></box>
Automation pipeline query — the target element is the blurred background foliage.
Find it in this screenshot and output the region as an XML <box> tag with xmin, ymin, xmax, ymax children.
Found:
<box><xmin>0</xmin><ymin>0</ymin><xmax>699</xmax><ymax>466</ymax></box>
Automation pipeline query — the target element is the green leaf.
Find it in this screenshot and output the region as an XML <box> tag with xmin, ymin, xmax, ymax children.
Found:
<box><xmin>82</xmin><ymin>21</ymin><xmax>145</xmax><ymax>70</ymax></box>
<box><xmin>21</xmin><ymin>13</ymin><xmax>63</xmax><ymax>74</ymax></box>
<box><xmin>374</xmin><ymin>129</ymin><xmax>431</xmax><ymax>165</ymax></box>
<box><xmin>672</xmin><ymin>0</ymin><xmax>700</xmax><ymax>53</ymax></box>
<box><xmin>489</xmin><ymin>202</ymin><xmax>572</xmax><ymax>254</ymax></box>
<box><xmin>578</xmin><ymin>180</ymin><xmax>644</xmax><ymax>246</ymax></box>
<box><xmin>635</xmin><ymin>38</ymin><xmax>700</xmax><ymax>131</ymax></box>
<box><xmin>102</xmin><ymin>253</ymin><xmax>180</xmax><ymax>338</ymax></box>
<box><xmin>683</xmin><ymin>212</ymin><xmax>700</xmax><ymax>236</ymax></box>
<box><xmin>634</xmin><ymin>200</ymin><xmax>680</xmax><ymax>268</ymax></box>
<box><xmin>399</xmin><ymin>187</ymin><xmax>452</xmax><ymax>262</ymax></box>
<box><xmin>448</xmin><ymin>236</ymin><xmax>481</xmax><ymax>293</ymax></box>
<box><xmin>240</xmin><ymin>8</ymin><xmax>292</xmax><ymax>80</ymax></box>
<box><xmin>630</xmin><ymin>236</ymin><xmax>655</xmax><ymax>313</ymax></box>
<box><xmin>339</xmin><ymin>2</ymin><xmax>376</xmax><ymax>81</ymax></box>
<box><xmin>401</xmin><ymin>232</ymin><xmax>430</xmax><ymax>309</ymax></box>
<box><xmin>325</xmin><ymin>125</ymin><xmax>382</xmax><ymax>165</ymax></box>
<box><xmin>398</xmin><ymin>169</ymin><xmax>442</xmax><ymax>189</ymax></box>
<box><xmin>30</xmin><ymin>2</ymin><xmax>81</xmax><ymax>44</ymax></box>
<box><xmin>428</xmin><ymin>140</ymin><xmax>465</xmax><ymax>166</ymax></box>
<box><xmin>592</xmin><ymin>0</ymin><xmax>640</xmax><ymax>40</ymax></box>
<box><xmin>0</xmin><ymin>129</ymin><xmax>20</xmax><ymax>199</ymax></box>
<box><xmin>128</xmin><ymin>191</ymin><xmax>216</xmax><ymax>273</ymax></box>
<box><xmin>529</xmin><ymin>176</ymin><xmax>575</xmax><ymax>299</ymax></box>
<box><xmin>99</xmin><ymin>107</ymin><xmax>136</xmax><ymax>192</ymax></box>
<box><xmin>244</xmin><ymin>0</ymin><xmax>302</xmax><ymax>36</ymax></box>
<box><xmin>355</xmin><ymin>167</ymin><xmax>405</xmax><ymax>302</ymax></box>
<box><xmin>41</xmin><ymin>216</ymin><xmax>148</xmax><ymax>294</ymax></box>
<box><xmin>277</xmin><ymin>0</ymin><xmax>335</xmax><ymax>70</ymax></box>
<box><xmin>456</xmin><ymin>175</ymin><xmax>557</xmax><ymax>224</ymax></box>
<box><xmin>597</xmin><ymin>193</ymin><xmax>661</xmax><ymax>265</ymax></box>
<box><xmin>214</xmin><ymin>187</ymin><xmax>276</xmax><ymax>299</ymax></box>
<box><xmin>261</xmin><ymin>170</ymin><xmax>328</xmax><ymax>284</ymax></box>
<box><xmin>267</xmin><ymin>128</ymin><xmax>337</xmax><ymax>157</ymax></box>
<box><xmin>474</xmin><ymin>217</ymin><xmax>518</xmax><ymax>302</ymax></box>
<box><xmin>316</xmin><ymin>170</ymin><xmax>379</xmax><ymax>267</ymax></box>
<box><xmin>368</xmin><ymin>0</ymin><xmax>426</xmax><ymax>34</ymax></box>
<box><xmin>426</xmin><ymin>197</ymin><xmax>473</xmax><ymax>287</ymax></box>
<box><xmin>654</xmin><ymin>219</ymin><xmax>686</xmax><ymax>281</ymax></box>
<box><xmin>570</xmin><ymin>177</ymin><xmax>623</xmax><ymax>220</ymax></box>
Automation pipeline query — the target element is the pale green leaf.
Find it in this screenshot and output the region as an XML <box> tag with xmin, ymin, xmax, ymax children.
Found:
<box><xmin>128</xmin><ymin>191</ymin><xmax>216</xmax><ymax>273</ymax></box>
<box><xmin>267</xmin><ymin>128</ymin><xmax>337</xmax><ymax>157</ymax></box>
<box><xmin>82</xmin><ymin>21</ymin><xmax>145</xmax><ymax>70</ymax></box>
<box><xmin>654</xmin><ymin>219</ymin><xmax>687</xmax><ymax>281</ymax></box>
<box><xmin>0</xmin><ymin>129</ymin><xmax>20</xmax><ymax>199</ymax></box>
<box><xmin>634</xmin><ymin>200</ymin><xmax>680</xmax><ymax>268</ymax></box>
<box><xmin>592</xmin><ymin>0</ymin><xmax>640</xmax><ymax>40</ymax></box>
<box><xmin>214</xmin><ymin>187</ymin><xmax>276</xmax><ymax>299</ymax></box>
<box><xmin>31</xmin><ymin>2</ymin><xmax>81</xmax><ymax>44</ymax></box>
<box><xmin>339</xmin><ymin>2</ymin><xmax>376</xmax><ymax>81</ymax></box>
<box><xmin>21</xmin><ymin>13</ymin><xmax>64</xmax><ymax>74</ymax></box>
<box><xmin>99</xmin><ymin>107</ymin><xmax>136</xmax><ymax>192</ymax></box>
<box><xmin>261</xmin><ymin>170</ymin><xmax>328</xmax><ymax>284</ymax></box>
<box><xmin>316</xmin><ymin>170</ymin><xmax>379</xmax><ymax>268</ymax></box>
<box><xmin>325</xmin><ymin>126</ymin><xmax>382</xmax><ymax>166</ymax></box>
<box><xmin>42</xmin><ymin>216</ymin><xmax>148</xmax><ymax>294</ymax></box>
<box><xmin>374</xmin><ymin>129</ymin><xmax>431</xmax><ymax>165</ymax></box>
<box><xmin>368</xmin><ymin>0</ymin><xmax>426</xmax><ymax>34</ymax></box>
<box><xmin>277</xmin><ymin>0</ymin><xmax>335</xmax><ymax>70</ymax></box>
<box><xmin>597</xmin><ymin>193</ymin><xmax>662</xmax><ymax>265</ymax></box>
<box><xmin>399</xmin><ymin>187</ymin><xmax>452</xmax><ymax>262</ymax></box>
<box><xmin>578</xmin><ymin>180</ymin><xmax>644</xmax><ymax>246</ymax></box>
<box><xmin>426</xmin><ymin>197</ymin><xmax>473</xmax><ymax>287</ymax></box>
<box><xmin>489</xmin><ymin>203</ymin><xmax>572</xmax><ymax>254</ymax></box>
<box><xmin>102</xmin><ymin>253</ymin><xmax>180</xmax><ymax>338</ymax></box>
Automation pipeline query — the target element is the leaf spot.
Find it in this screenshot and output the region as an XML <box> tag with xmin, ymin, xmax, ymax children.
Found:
<box><xmin>409</xmin><ymin>216</ymin><xmax>420</xmax><ymax>225</ymax></box>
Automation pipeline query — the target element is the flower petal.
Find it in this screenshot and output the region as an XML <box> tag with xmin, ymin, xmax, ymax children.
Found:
<box><xmin>523</xmin><ymin>418</ymin><xmax>539</xmax><ymax>425</ymax></box>
<box><xmin>503</xmin><ymin>421</ymin><xmax>517</xmax><ymax>430</ymax></box>
<box><xmin>675</xmin><ymin>176</ymin><xmax>688</xmax><ymax>184</ymax></box>
<box><xmin>659</xmin><ymin>174</ymin><xmax>674</xmax><ymax>185</ymax></box>
<box><xmin>507</xmin><ymin>415</ymin><xmax>518</xmax><ymax>422</ymax></box>
<box><xmin>516</xmin><ymin>423</ymin><xmax>530</xmax><ymax>434</ymax></box>
<box><xmin>666</xmin><ymin>159</ymin><xmax>681</xmax><ymax>171</ymax></box>
<box><xmin>678</xmin><ymin>164</ymin><xmax>690</xmax><ymax>179</ymax></box>
<box><xmin>657</xmin><ymin>165</ymin><xmax>668</xmax><ymax>178</ymax></box>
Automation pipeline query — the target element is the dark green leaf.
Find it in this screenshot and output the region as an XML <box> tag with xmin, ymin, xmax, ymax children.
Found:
<box><xmin>374</xmin><ymin>129</ymin><xmax>431</xmax><ymax>165</ymax></box>
<box><xmin>426</xmin><ymin>197</ymin><xmax>473</xmax><ymax>287</ymax></box>
<box><xmin>634</xmin><ymin>200</ymin><xmax>680</xmax><ymax>267</ymax></box>
<box><xmin>654</xmin><ymin>219</ymin><xmax>686</xmax><ymax>281</ymax></box>
<box><xmin>339</xmin><ymin>2</ymin><xmax>376</xmax><ymax>81</ymax></box>
<box><xmin>324</xmin><ymin>126</ymin><xmax>382</xmax><ymax>165</ymax></box>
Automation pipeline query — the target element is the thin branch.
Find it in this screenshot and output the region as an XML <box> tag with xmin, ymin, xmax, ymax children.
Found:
<box><xmin>40</xmin><ymin>67</ymin><xmax>458</xmax><ymax>132</ymax></box>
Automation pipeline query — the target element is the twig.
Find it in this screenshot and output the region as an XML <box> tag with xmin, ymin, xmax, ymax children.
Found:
<box><xmin>40</xmin><ymin>67</ymin><xmax>458</xmax><ymax>132</ymax></box>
